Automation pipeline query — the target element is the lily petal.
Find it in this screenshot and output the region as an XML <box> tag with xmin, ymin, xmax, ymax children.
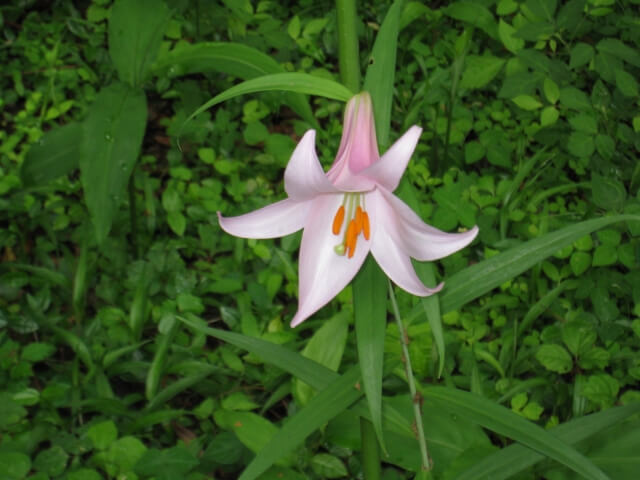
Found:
<box><xmin>218</xmin><ymin>199</ymin><xmax>308</xmax><ymax>239</ymax></box>
<box><xmin>326</xmin><ymin>93</ymin><xmax>378</xmax><ymax>192</ymax></box>
<box><xmin>290</xmin><ymin>194</ymin><xmax>371</xmax><ymax>327</ymax></box>
<box><xmin>370</xmin><ymin>207</ymin><xmax>444</xmax><ymax>297</ymax></box>
<box><xmin>284</xmin><ymin>130</ymin><xmax>337</xmax><ymax>200</ymax></box>
<box><xmin>377</xmin><ymin>188</ymin><xmax>479</xmax><ymax>261</ymax></box>
<box><xmin>361</xmin><ymin>126</ymin><xmax>422</xmax><ymax>192</ymax></box>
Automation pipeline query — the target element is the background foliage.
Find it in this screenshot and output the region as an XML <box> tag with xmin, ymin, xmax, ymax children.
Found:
<box><xmin>1</xmin><ymin>0</ymin><xmax>640</xmax><ymax>479</ymax></box>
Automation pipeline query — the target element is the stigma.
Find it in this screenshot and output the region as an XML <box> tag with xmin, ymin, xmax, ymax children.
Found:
<box><xmin>332</xmin><ymin>194</ymin><xmax>370</xmax><ymax>258</ymax></box>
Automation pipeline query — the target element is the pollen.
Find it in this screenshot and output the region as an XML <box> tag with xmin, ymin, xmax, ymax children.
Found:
<box><xmin>332</xmin><ymin>205</ymin><xmax>345</xmax><ymax>235</ymax></box>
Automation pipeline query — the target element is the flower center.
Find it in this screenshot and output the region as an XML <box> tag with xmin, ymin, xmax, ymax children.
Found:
<box><xmin>331</xmin><ymin>193</ymin><xmax>370</xmax><ymax>258</ymax></box>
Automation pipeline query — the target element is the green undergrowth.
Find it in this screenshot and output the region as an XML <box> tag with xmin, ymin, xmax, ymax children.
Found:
<box><xmin>1</xmin><ymin>0</ymin><xmax>639</xmax><ymax>479</ymax></box>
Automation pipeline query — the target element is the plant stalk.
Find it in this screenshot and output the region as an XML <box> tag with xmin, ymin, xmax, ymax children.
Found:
<box><xmin>388</xmin><ymin>280</ymin><xmax>431</xmax><ymax>471</ymax></box>
<box><xmin>336</xmin><ymin>0</ymin><xmax>360</xmax><ymax>92</ymax></box>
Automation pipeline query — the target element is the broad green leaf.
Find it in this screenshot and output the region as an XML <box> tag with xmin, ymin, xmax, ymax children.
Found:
<box><xmin>108</xmin><ymin>0</ymin><xmax>171</xmax><ymax>87</ymax></box>
<box><xmin>570</xmin><ymin>42</ymin><xmax>595</xmax><ymax>69</ymax></box>
<box><xmin>80</xmin><ymin>82</ymin><xmax>147</xmax><ymax>243</ymax></box>
<box><xmin>560</xmin><ymin>86</ymin><xmax>592</xmax><ymax>110</ymax></box>
<box><xmin>186</xmin><ymin>73</ymin><xmax>352</xmax><ymax>127</ymax></box>
<box><xmin>363</xmin><ymin>0</ymin><xmax>405</xmax><ymax>147</ymax></box>
<box><xmin>135</xmin><ymin>447</ymin><xmax>198</xmax><ymax>480</ymax></box>
<box><xmin>310</xmin><ymin>453</ymin><xmax>348</xmax><ymax>478</ymax></box>
<box><xmin>21</xmin><ymin>123</ymin><xmax>81</xmax><ymax>186</ymax></box>
<box><xmin>459</xmin><ymin>55</ymin><xmax>505</xmax><ymax>90</ymax></box>
<box><xmin>87</xmin><ymin>420</ymin><xmax>118</xmax><ymax>450</ymax></box>
<box><xmin>239</xmin><ymin>367</ymin><xmax>362</xmax><ymax>480</ymax></box>
<box><xmin>215</xmin><ymin>410</ymin><xmax>281</xmax><ymax>456</ymax></box>
<box><xmin>526</xmin><ymin>0</ymin><xmax>557</xmax><ymax>21</ymax></box>
<box><xmin>544</xmin><ymin>77</ymin><xmax>560</xmax><ymax>104</ymax></box>
<box><xmin>445</xmin><ymin>1</ymin><xmax>498</xmax><ymax>39</ymax></box>
<box><xmin>0</xmin><ymin>452</ymin><xmax>31</xmax><ymax>480</ymax></box>
<box><xmin>424</xmin><ymin>387</ymin><xmax>610</xmax><ymax>480</ymax></box>
<box><xmin>591</xmin><ymin>174</ymin><xmax>626</xmax><ymax>210</ymax></box>
<box><xmin>569</xmin><ymin>113</ymin><xmax>598</xmax><ymax>134</ymax></box>
<box><xmin>30</xmin><ymin>445</ymin><xmax>69</xmax><ymax>479</ymax></box>
<box><xmin>498</xmin><ymin>19</ymin><xmax>524</xmax><ymax>53</ymax></box>
<box><xmin>454</xmin><ymin>403</ymin><xmax>640</xmax><ymax>480</ymax></box>
<box><xmin>541</xmin><ymin>106</ymin><xmax>559</xmax><ymax>126</ymax></box>
<box><xmin>440</xmin><ymin>215</ymin><xmax>640</xmax><ymax>314</ymax></box>
<box><xmin>293</xmin><ymin>312</ymin><xmax>349</xmax><ymax>406</ymax></box>
<box><xmin>153</xmin><ymin>42</ymin><xmax>316</xmax><ymax>126</ymax></box>
<box><xmin>568</xmin><ymin>132</ymin><xmax>595</xmax><ymax>158</ymax></box>
<box><xmin>536</xmin><ymin>344</ymin><xmax>573</xmax><ymax>373</ymax></box>
<box><xmin>353</xmin><ymin>257</ymin><xmax>388</xmax><ymax>451</ymax></box>
<box><xmin>614</xmin><ymin>68</ymin><xmax>639</xmax><ymax>97</ymax></box>
<box><xmin>596</xmin><ymin>38</ymin><xmax>640</xmax><ymax>67</ymax></box>
<box><xmin>512</xmin><ymin>95</ymin><xmax>543</xmax><ymax>110</ymax></box>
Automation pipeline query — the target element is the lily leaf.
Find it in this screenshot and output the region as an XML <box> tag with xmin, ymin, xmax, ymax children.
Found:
<box><xmin>185</xmin><ymin>73</ymin><xmax>353</xmax><ymax>128</ymax></box>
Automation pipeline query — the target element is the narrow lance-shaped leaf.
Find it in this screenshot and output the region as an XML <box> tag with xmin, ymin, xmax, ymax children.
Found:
<box><xmin>80</xmin><ymin>82</ymin><xmax>147</xmax><ymax>243</ymax></box>
<box><xmin>454</xmin><ymin>402</ymin><xmax>640</xmax><ymax>480</ymax></box>
<box><xmin>353</xmin><ymin>257</ymin><xmax>388</xmax><ymax>452</ymax></box>
<box><xmin>184</xmin><ymin>73</ymin><xmax>353</xmax><ymax>128</ymax></box>
<box><xmin>239</xmin><ymin>367</ymin><xmax>362</xmax><ymax>480</ymax></box>
<box><xmin>108</xmin><ymin>0</ymin><xmax>171</xmax><ymax>87</ymax></box>
<box><xmin>424</xmin><ymin>386</ymin><xmax>610</xmax><ymax>480</ymax></box>
<box><xmin>363</xmin><ymin>0</ymin><xmax>405</xmax><ymax>148</ymax></box>
<box><xmin>440</xmin><ymin>215</ymin><xmax>640</xmax><ymax>314</ymax></box>
<box><xmin>153</xmin><ymin>42</ymin><xmax>316</xmax><ymax>126</ymax></box>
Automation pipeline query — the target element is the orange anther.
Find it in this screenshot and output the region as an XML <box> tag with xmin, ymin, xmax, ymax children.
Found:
<box><xmin>345</xmin><ymin>219</ymin><xmax>357</xmax><ymax>258</ymax></box>
<box><xmin>362</xmin><ymin>212</ymin><xmax>370</xmax><ymax>240</ymax></box>
<box><xmin>332</xmin><ymin>205</ymin><xmax>345</xmax><ymax>235</ymax></box>
<box><xmin>355</xmin><ymin>206</ymin><xmax>364</xmax><ymax>234</ymax></box>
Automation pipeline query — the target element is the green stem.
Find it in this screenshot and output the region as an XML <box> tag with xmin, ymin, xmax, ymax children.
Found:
<box><xmin>128</xmin><ymin>167</ymin><xmax>140</xmax><ymax>259</ymax></box>
<box><xmin>388</xmin><ymin>280</ymin><xmax>431</xmax><ymax>471</ymax></box>
<box><xmin>336</xmin><ymin>0</ymin><xmax>360</xmax><ymax>92</ymax></box>
<box><xmin>360</xmin><ymin>417</ymin><xmax>381</xmax><ymax>480</ymax></box>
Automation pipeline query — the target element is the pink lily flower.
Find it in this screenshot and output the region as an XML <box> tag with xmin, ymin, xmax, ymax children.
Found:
<box><xmin>218</xmin><ymin>92</ymin><xmax>478</xmax><ymax>327</ymax></box>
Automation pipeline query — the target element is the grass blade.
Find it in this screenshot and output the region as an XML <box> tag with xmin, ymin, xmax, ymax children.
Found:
<box><xmin>440</xmin><ymin>215</ymin><xmax>640</xmax><ymax>314</ymax></box>
<box><xmin>177</xmin><ymin>314</ymin><xmax>336</xmax><ymax>389</ymax></box>
<box><xmin>454</xmin><ymin>403</ymin><xmax>640</xmax><ymax>480</ymax></box>
<box><xmin>363</xmin><ymin>0</ymin><xmax>404</xmax><ymax>147</ymax></box>
<box><xmin>185</xmin><ymin>73</ymin><xmax>353</xmax><ymax>127</ymax></box>
<box><xmin>239</xmin><ymin>367</ymin><xmax>362</xmax><ymax>480</ymax></box>
<box><xmin>423</xmin><ymin>386</ymin><xmax>610</xmax><ymax>480</ymax></box>
<box><xmin>154</xmin><ymin>42</ymin><xmax>316</xmax><ymax>126</ymax></box>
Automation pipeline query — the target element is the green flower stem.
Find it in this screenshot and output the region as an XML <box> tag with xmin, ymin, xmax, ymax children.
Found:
<box><xmin>336</xmin><ymin>0</ymin><xmax>360</xmax><ymax>92</ymax></box>
<box><xmin>360</xmin><ymin>416</ymin><xmax>381</xmax><ymax>480</ymax></box>
<box><xmin>388</xmin><ymin>280</ymin><xmax>432</xmax><ymax>471</ymax></box>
